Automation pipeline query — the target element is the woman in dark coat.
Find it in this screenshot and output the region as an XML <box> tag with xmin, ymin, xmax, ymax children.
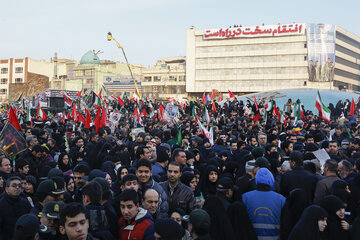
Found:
<box><xmin>287</xmin><ymin>188</ymin><xmax>311</xmax><ymax>229</ymax></box>
<box><xmin>199</xmin><ymin>165</ymin><xmax>220</xmax><ymax>199</ymax></box>
<box><xmin>288</xmin><ymin>205</ymin><xmax>328</xmax><ymax>240</ymax></box>
<box><xmin>320</xmin><ymin>195</ymin><xmax>351</xmax><ymax>240</ymax></box>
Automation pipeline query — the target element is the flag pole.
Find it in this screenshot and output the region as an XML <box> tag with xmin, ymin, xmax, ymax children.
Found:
<box><xmin>107</xmin><ymin>32</ymin><xmax>141</xmax><ymax>99</ymax></box>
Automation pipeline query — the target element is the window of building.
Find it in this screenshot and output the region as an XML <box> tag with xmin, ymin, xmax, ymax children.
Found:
<box><xmin>15</xmin><ymin>67</ymin><xmax>23</xmax><ymax>73</ymax></box>
<box><xmin>86</xmin><ymin>79</ymin><xmax>93</xmax><ymax>84</ymax></box>
<box><xmin>144</xmin><ymin>76</ymin><xmax>152</xmax><ymax>82</ymax></box>
<box><xmin>0</xmin><ymin>89</ymin><xmax>7</xmax><ymax>94</ymax></box>
<box><xmin>1</xmin><ymin>68</ymin><xmax>8</xmax><ymax>74</ymax></box>
<box><xmin>15</xmin><ymin>78</ymin><xmax>23</xmax><ymax>83</ymax></box>
<box><xmin>0</xmin><ymin>78</ymin><xmax>7</xmax><ymax>84</ymax></box>
<box><xmin>154</xmin><ymin>76</ymin><xmax>161</xmax><ymax>81</ymax></box>
<box><xmin>75</xmin><ymin>71</ymin><xmax>84</xmax><ymax>77</ymax></box>
<box><xmin>169</xmin><ymin>76</ymin><xmax>177</xmax><ymax>81</ymax></box>
<box><xmin>85</xmin><ymin>70</ymin><xmax>92</xmax><ymax>76</ymax></box>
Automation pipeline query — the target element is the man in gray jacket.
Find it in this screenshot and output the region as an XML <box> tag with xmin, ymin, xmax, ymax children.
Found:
<box><xmin>313</xmin><ymin>159</ymin><xmax>339</xmax><ymax>204</ymax></box>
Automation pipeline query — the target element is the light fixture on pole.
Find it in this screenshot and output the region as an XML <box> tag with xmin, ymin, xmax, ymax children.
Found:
<box><xmin>107</xmin><ymin>32</ymin><xmax>141</xmax><ymax>99</ymax></box>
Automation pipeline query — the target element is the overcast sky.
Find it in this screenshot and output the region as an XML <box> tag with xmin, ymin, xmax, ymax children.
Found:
<box><xmin>0</xmin><ymin>0</ymin><xmax>359</xmax><ymax>67</ymax></box>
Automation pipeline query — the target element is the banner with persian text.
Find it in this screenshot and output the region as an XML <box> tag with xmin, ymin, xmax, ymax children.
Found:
<box><xmin>203</xmin><ymin>23</ymin><xmax>305</xmax><ymax>40</ymax></box>
<box><xmin>307</xmin><ymin>24</ymin><xmax>336</xmax><ymax>82</ymax></box>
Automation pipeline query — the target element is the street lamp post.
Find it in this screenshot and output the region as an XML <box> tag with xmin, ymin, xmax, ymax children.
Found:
<box><xmin>107</xmin><ymin>32</ymin><xmax>141</xmax><ymax>98</ymax></box>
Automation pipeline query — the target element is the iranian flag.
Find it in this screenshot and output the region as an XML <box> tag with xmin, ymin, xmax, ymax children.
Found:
<box><xmin>316</xmin><ymin>91</ymin><xmax>331</xmax><ymax>123</ymax></box>
<box><xmin>36</xmin><ymin>102</ymin><xmax>47</xmax><ymax>121</ymax></box>
<box><xmin>203</xmin><ymin>107</ymin><xmax>210</xmax><ymax>125</ymax></box>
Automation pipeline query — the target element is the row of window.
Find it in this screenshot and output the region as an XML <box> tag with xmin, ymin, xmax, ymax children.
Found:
<box><xmin>0</xmin><ymin>67</ymin><xmax>23</xmax><ymax>74</ymax></box>
<box><xmin>196</xmin><ymin>55</ymin><xmax>307</xmax><ymax>65</ymax></box>
<box><xmin>0</xmin><ymin>89</ymin><xmax>7</xmax><ymax>94</ymax></box>
<box><xmin>196</xmin><ymin>67</ymin><xmax>307</xmax><ymax>76</ymax></box>
<box><xmin>0</xmin><ymin>78</ymin><xmax>22</xmax><ymax>83</ymax></box>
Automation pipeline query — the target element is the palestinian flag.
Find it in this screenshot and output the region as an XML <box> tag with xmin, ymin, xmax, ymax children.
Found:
<box><xmin>63</xmin><ymin>91</ymin><xmax>74</xmax><ymax>107</ymax></box>
<box><xmin>316</xmin><ymin>91</ymin><xmax>331</xmax><ymax>123</ymax></box>
<box><xmin>85</xmin><ymin>91</ymin><xmax>101</xmax><ymax>107</ymax></box>
<box><xmin>26</xmin><ymin>108</ymin><xmax>32</xmax><ymax>126</ymax></box>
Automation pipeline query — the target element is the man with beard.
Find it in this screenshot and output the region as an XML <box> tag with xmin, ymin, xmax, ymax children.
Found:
<box><xmin>160</xmin><ymin>161</ymin><xmax>196</xmax><ymax>214</ymax></box>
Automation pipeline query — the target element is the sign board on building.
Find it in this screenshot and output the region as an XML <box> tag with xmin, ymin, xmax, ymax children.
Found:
<box><xmin>44</xmin><ymin>89</ymin><xmax>79</xmax><ymax>98</ymax></box>
<box><xmin>103</xmin><ymin>75</ymin><xmax>141</xmax><ymax>85</ymax></box>
<box><xmin>306</xmin><ymin>24</ymin><xmax>336</xmax><ymax>82</ymax></box>
<box><xmin>203</xmin><ymin>23</ymin><xmax>305</xmax><ymax>40</ymax></box>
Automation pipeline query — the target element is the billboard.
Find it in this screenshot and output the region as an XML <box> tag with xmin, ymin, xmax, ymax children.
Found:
<box><xmin>103</xmin><ymin>75</ymin><xmax>141</xmax><ymax>85</ymax></box>
<box><xmin>307</xmin><ymin>24</ymin><xmax>336</xmax><ymax>82</ymax></box>
<box><xmin>203</xmin><ymin>23</ymin><xmax>305</xmax><ymax>40</ymax></box>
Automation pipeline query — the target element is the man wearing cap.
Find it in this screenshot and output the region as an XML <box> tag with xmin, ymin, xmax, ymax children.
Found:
<box><xmin>280</xmin><ymin>150</ymin><xmax>318</xmax><ymax>201</ymax></box>
<box><xmin>13</xmin><ymin>214</ymin><xmax>42</xmax><ymax>240</ymax></box>
<box><xmin>154</xmin><ymin>218</ymin><xmax>185</xmax><ymax>240</ymax></box>
<box><xmin>30</xmin><ymin>179</ymin><xmax>65</xmax><ymax>218</ymax></box>
<box><xmin>0</xmin><ymin>176</ymin><xmax>32</xmax><ymax>240</ymax></box>
<box><xmin>242</xmin><ymin>168</ymin><xmax>290</xmax><ymax>239</ymax></box>
<box><xmin>236</xmin><ymin>160</ymin><xmax>257</xmax><ymax>195</ymax></box>
<box><xmin>40</xmin><ymin>201</ymin><xmax>64</xmax><ymax>238</ymax></box>
<box><xmin>188</xmin><ymin>209</ymin><xmax>211</xmax><ymax>240</ymax></box>
<box><xmin>216</xmin><ymin>177</ymin><xmax>234</xmax><ymax>210</ymax></box>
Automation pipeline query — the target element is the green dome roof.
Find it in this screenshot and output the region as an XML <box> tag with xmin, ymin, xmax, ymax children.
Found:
<box><xmin>80</xmin><ymin>50</ymin><xmax>100</xmax><ymax>65</ymax></box>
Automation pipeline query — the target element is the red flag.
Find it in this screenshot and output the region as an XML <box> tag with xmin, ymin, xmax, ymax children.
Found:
<box><xmin>71</xmin><ymin>104</ymin><xmax>78</xmax><ymax>122</ymax></box>
<box><xmin>76</xmin><ymin>89</ymin><xmax>82</xmax><ymax>98</ymax></box>
<box><xmin>273</xmin><ymin>105</ymin><xmax>281</xmax><ymax>121</ymax></box>
<box><xmin>100</xmin><ymin>106</ymin><xmax>107</xmax><ymax>128</ymax></box>
<box><xmin>254</xmin><ymin>96</ymin><xmax>259</xmax><ymax>110</ymax></box>
<box><xmin>78</xmin><ymin>112</ymin><xmax>86</xmax><ymax>124</ymax></box>
<box><xmin>85</xmin><ymin>109</ymin><xmax>92</xmax><ymax>128</ymax></box>
<box><xmin>66</xmin><ymin>112</ymin><xmax>70</xmax><ymax>120</ymax></box>
<box><xmin>228</xmin><ymin>90</ymin><xmax>235</xmax><ymax>98</ymax></box>
<box><xmin>94</xmin><ymin>108</ymin><xmax>101</xmax><ymax>132</ymax></box>
<box><xmin>98</xmin><ymin>88</ymin><xmax>103</xmax><ymax>99</ymax></box>
<box><xmin>140</xmin><ymin>109</ymin><xmax>147</xmax><ymax>117</ymax></box>
<box><xmin>36</xmin><ymin>102</ymin><xmax>47</xmax><ymax>122</ymax></box>
<box><xmin>117</xmin><ymin>96</ymin><xmax>124</xmax><ymax>107</ymax></box>
<box><xmin>252</xmin><ymin>113</ymin><xmax>260</xmax><ymax>121</ymax></box>
<box><xmin>8</xmin><ymin>107</ymin><xmax>21</xmax><ymax>130</ymax></box>
<box><xmin>212</xmin><ymin>101</ymin><xmax>217</xmax><ymax>113</ymax></box>
<box><xmin>350</xmin><ymin>98</ymin><xmax>356</xmax><ymax>116</ymax></box>
<box><xmin>210</xmin><ymin>89</ymin><xmax>215</xmax><ymax>100</ymax></box>
<box><xmin>219</xmin><ymin>92</ymin><xmax>223</xmax><ymax>102</ymax></box>
<box><xmin>202</xmin><ymin>91</ymin><xmax>206</xmax><ymax>103</ymax></box>
<box><xmin>158</xmin><ymin>105</ymin><xmax>165</xmax><ymax>121</ymax></box>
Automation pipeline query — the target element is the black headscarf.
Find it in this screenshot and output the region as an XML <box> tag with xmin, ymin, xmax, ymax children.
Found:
<box><xmin>227</xmin><ymin>201</ymin><xmax>257</xmax><ymax>240</ymax></box>
<box><xmin>288</xmin><ymin>205</ymin><xmax>328</xmax><ymax>240</ymax></box>
<box><xmin>287</xmin><ymin>188</ymin><xmax>311</xmax><ymax>229</ymax></box>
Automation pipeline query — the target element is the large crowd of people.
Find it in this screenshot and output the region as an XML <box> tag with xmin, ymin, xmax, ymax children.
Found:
<box><xmin>1</xmin><ymin>95</ymin><xmax>360</xmax><ymax>240</ymax></box>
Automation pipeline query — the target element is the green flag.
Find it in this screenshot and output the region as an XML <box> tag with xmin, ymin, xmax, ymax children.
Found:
<box><xmin>344</xmin><ymin>123</ymin><xmax>352</xmax><ymax>139</ymax></box>
<box><xmin>177</xmin><ymin>127</ymin><xmax>182</xmax><ymax>146</ymax></box>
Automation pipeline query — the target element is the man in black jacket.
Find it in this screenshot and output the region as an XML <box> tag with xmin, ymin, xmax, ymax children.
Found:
<box><xmin>0</xmin><ymin>176</ymin><xmax>32</xmax><ymax>240</ymax></box>
<box><xmin>280</xmin><ymin>151</ymin><xmax>318</xmax><ymax>202</ymax></box>
<box><xmin>160</xmin><ymin>161</ymin><xmax>196</xmax><ymax>214</ymax></box>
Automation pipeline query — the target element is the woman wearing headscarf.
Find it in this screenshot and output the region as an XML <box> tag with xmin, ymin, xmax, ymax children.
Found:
<box><xmin>181</xmin><ymin>171</ymin><xmax>205</xmax><ymax>208</ymax></box>
<box><xmin>57</xmin><ymin>153</ymin><xmax>72</xmax><ymax>172</ymax></box>
<box><xmin>200</xmin><ymin>165</ymin><xmax>220</xmax><ymax>199</ymax></box>
<box><xmin>227</xmin><ymin>201</ymin><xmax>257</xmax><ymax>240</ymax></box>
<box><xmin>320</xmin><ymin>195</ymin><xmax>351</xmax><ymax>240</ymax></box>
<box><xmin>287</xmin><ymin>188</ymin><xmax>311</xmax><ymax>229</ymax></box>
<box><xmin>288</xmin><ymin>205</ymin><xmax>328</xmax><ymax>240</ymax></box>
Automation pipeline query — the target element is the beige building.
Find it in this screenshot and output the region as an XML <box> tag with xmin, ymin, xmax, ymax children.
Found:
<box><xmin>0</xmin><ymin>55</ymin><xmax>67</xmax><ymax>102</ymax></box>
<box><xmin>142</xmin><ymin>56</ymin><xmax>187</xmax><ymax>100</ymax></box>
<box><xmin>186</xmin><ymin>23</ymin><xmax>360</xmax><ymax>97</ymax></box>
<box><xmin>64</xmin><ymin>50</ymin><xmax>143</xmax><ymax>97</ymax></box>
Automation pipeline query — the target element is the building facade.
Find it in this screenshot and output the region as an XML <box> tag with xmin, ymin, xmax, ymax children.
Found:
<box><xmin>64</xmin><ymin>50</ymin><xmax>143</xmax><ymax>97</ymax></box>
<box><xmin>0</xmin><ymin>56</ymin><xmax>67</xmax><ymax>102</ymax></box>
<box><xmin>141</xmin><ymin>56</ymin><xmax>187</xmax><ymax>100</ymax></box>
<box><xmin>186</xmin><ymin>23</ymin><xmax>360</xmax><ymax>97</ymax></box>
